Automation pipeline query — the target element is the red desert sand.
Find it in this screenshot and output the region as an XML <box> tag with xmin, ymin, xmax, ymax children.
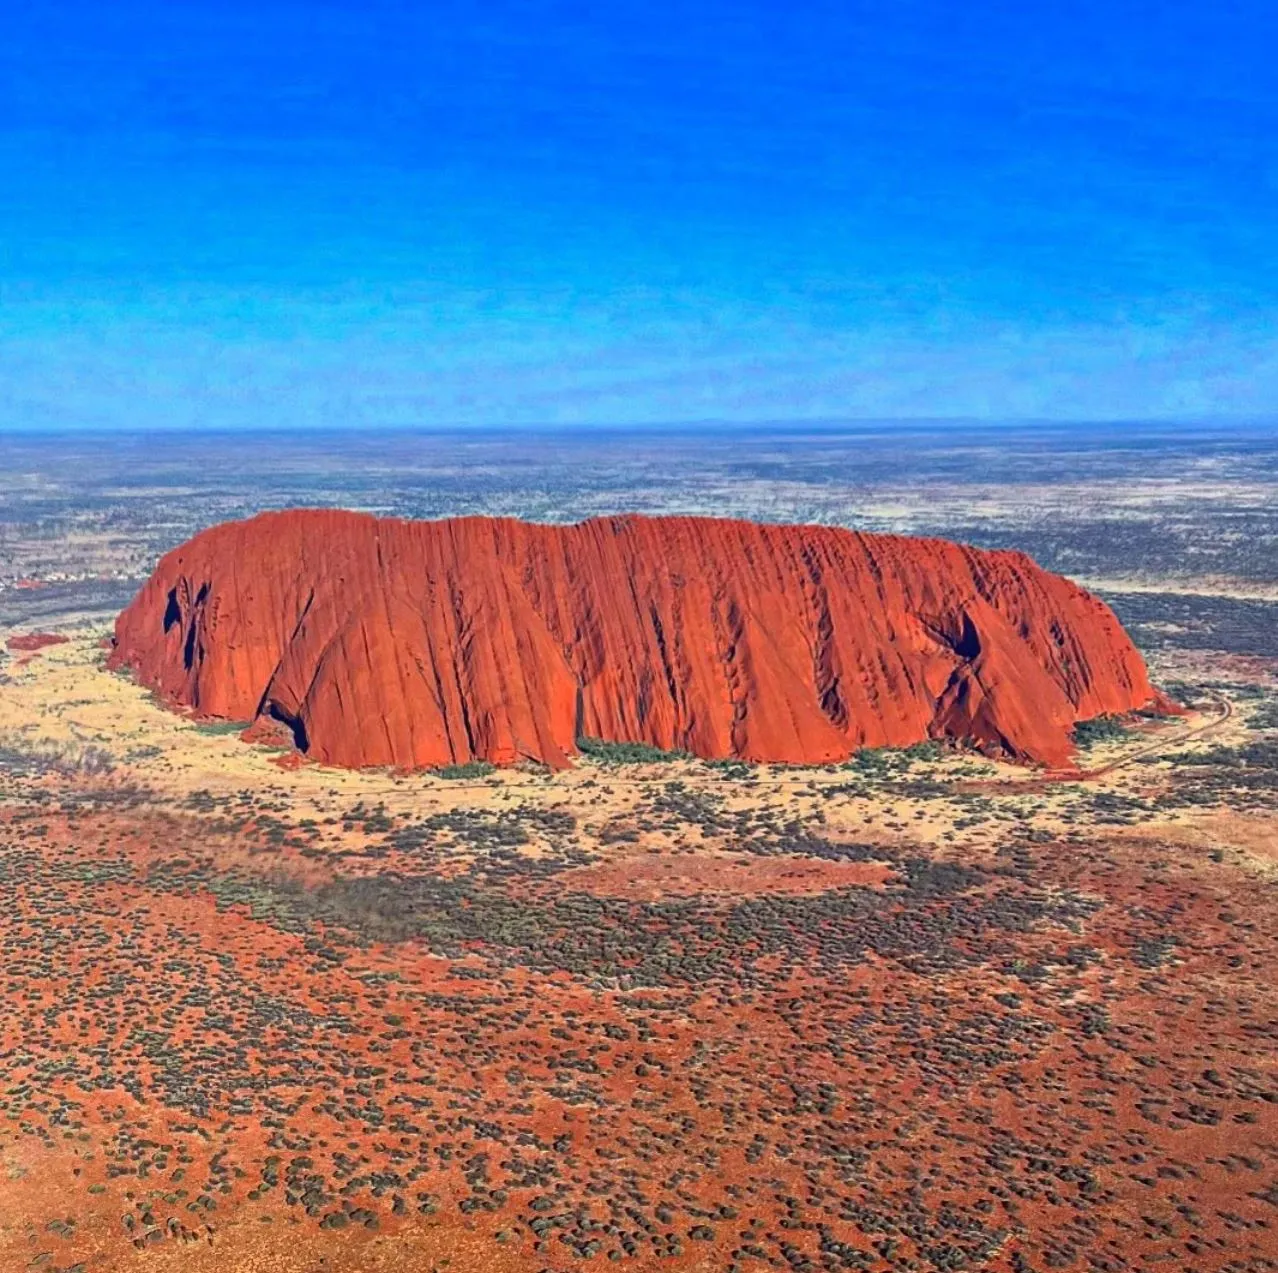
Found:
<box><xmin>6</xmin><ymin>631</ymin><xmax>71</xmax><ymax>652</ymax></box>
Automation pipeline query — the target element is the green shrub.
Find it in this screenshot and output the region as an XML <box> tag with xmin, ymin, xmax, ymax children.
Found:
<box><xmin>1248</xmin><ymin>699</ymin><xmax>1278</xmax><ymax>730</ymax></box>
<box><xmin>845</xmin><ymin>747</ymin><xmax>901</xmax><ymax>775</ymax></box>
<box><xmin>576</xmin><ymin>736</ymin><xmax>688</xmax><ymax>764</ymax></box>
<box><xmin>193</xmin><ymin>719</ymin><xmax>252</xmax><ymax>736</ymax></box>
<box><xmin>902</xmin><ymin>740</ymin><xmax>943</xmax><ymax>762</ymax></box>
<box><xmin>704</xmin><ymin>758</ymin><xmax>755</xmax><ymax>779</ymax></box>
<box><xmin>430</xmin><ymin>761</ymin><xmax>496</xmax><ymax>780</ymax></box>
<box><xmin>1071</xmin><ymin>714</ymin><xmax>1129</xmax><ymax>747</ymax></box>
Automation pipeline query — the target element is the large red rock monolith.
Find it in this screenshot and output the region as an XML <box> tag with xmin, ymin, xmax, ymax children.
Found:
<box><xmin>109</xmin><ymin>511</ymin><xmax>1168</xmax><ymax>770</ymax></box>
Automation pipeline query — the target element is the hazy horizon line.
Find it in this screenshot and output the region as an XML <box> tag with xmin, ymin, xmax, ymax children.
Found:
<box><xmin>6</xmin><ymin>416</ymin><xmax>1278</xmax><ymax>441</ymax></box>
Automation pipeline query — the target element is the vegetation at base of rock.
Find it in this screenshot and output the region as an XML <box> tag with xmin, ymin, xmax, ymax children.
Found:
<box><xmin>576</xmin><ymin>737</ymin><xmax>689</xmax><ymax>765</ymax></box>
<box><xmin>430</xmin><ymin>761</ymin><xmax>496</xmax><ymax>779</ymax></box>
<box><xmin>703</xmin><ymin>758</ymin><xmax>756</xmax><ymax>780</ymax></box>
<box><xmin>1072</xmin><ymin>714</ymin><xmax>1130</xmax><ymax>747</ymax></box>
<box><xmin>192</xmin><ymin>720</ymin><xmax>252</xmax><ymax>736</ymax></box>
<box><xmin>845</xmin><ymin>741</ymin><xmax>945</xmax><ymax>776</ymax></box>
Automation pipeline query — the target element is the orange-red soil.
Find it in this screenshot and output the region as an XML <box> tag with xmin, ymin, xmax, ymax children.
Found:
<box><xmin>1</xmin><ymin>791</ymin><xmax>1273</xmax><ymax>1273</ymax></box>
<box><xmin>110</xmin><ymin>511</ymin><xmax>1169</xmax><ymax>772</ymax></box>
<box><xmin>6</xmin><ymin>632</ymin><xmax>70</xmax><ymax>652</ymax></box>
<box><xmin>558</xmin><ymin>852</ymin><xmax>897</xmax><ymax>899</ymax></box>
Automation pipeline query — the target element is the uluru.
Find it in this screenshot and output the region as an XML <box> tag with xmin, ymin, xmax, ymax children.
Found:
<box><xmin>108</xmin><ymin>510</ymin><xmax>1169</xmax><ymax>771</ymax></box>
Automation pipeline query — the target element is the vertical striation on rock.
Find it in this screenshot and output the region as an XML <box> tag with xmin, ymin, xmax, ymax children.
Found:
<box><xmin>109</xmin><ymin>510</ymin><xmax>1170</xmax><ymax>770</ymax></box>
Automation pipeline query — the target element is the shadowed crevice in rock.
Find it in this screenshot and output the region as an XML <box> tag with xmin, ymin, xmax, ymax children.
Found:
<box><xmin>266</xmin><ymin>701</ymin><xmax>310</xmax><ymax>753</ymax></box>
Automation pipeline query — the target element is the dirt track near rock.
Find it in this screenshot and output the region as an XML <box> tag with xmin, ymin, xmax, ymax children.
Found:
<box><xmin>1072</xmin><ymin>691</ymin><xmax>1234</xmax><ymax>779</ymax></box>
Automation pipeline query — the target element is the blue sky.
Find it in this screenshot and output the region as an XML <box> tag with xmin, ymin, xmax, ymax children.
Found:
<box><xmin>1</xmin><ymin>0</ymin><xmax>1275</xmax><ymax>428</ymax></box>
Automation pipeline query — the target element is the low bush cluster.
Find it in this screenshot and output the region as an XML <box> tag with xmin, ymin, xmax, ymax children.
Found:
<box><xmin>430</xmin><ymin>761</ymin><xmax>496</xmax><ymax>780</ymax></box>
<box><xmin>575</xmin><ymin>737</ymin><xmax>688</xmax><ymax>764</ymax></box>
<box><xmin>1071</xmin><ymin>715</ymin><xmax>1130</xmax><ymax>747</ymax></box>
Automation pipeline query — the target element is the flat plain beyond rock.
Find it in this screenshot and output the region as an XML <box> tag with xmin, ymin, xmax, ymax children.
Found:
<box><xmin>110</xmin><ymin>510</ymin><xmax>1166</xmax><ymax>770</ymax></box>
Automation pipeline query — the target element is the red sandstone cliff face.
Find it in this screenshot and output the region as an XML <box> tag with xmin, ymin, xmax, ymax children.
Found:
<box><xmin>109</xmin><ymin>511</ymin><xmax>1169</xmax><ymax>770</ymax></box>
